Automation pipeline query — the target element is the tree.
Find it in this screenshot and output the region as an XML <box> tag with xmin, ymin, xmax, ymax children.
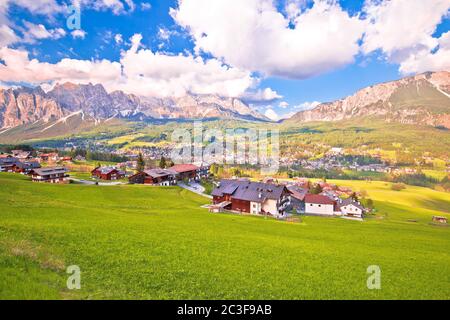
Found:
<box><xmin>310</xmin><ymin>183</ymin><xmax>323</xmax><ymax>195</ymax></box>
<box><xmin>137</xmin><ymin>153</ymin><xmax>146</xmax><ymax>172</ymax></box>
<box><xmin>159</xmin><ymin>156</ymin><xmax>167</xmax><ymax>169</ymax></box>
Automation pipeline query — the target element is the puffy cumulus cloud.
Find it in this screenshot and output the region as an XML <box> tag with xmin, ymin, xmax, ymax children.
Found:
<box><xmin>363</xmin><ymin>0</ymin><xmax>450</xmax><ymax>74</ymax></box>
<box><xmin>0</xmin><ymin>47</ymin><xmax>122</xmax><ymax>85</ymax></box>
<box><xmin>0</xmin><ymin>34</ymin><xmax>273</xmax><ymax>100</ymax></box>
<box><xmin>118</xmin><ymin>34</ymin><xmax>257</xmax><ymax>98</ymax></box>
<box><xmin>363</xmin><ymin>0</ymin><xmax>450</xmax><ymax>58</ymax></box>
<box><xmin>172</xmin><ymin>0</ymin><xmax>366</xmax><ymax>79</ymax></box>
<box><xmin>399</xmin><ymin>31</ymin><xmax>450</xmax><ymax>74</ymax></box>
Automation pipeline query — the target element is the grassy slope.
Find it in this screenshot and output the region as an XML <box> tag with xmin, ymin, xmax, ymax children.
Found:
<box><xmin>0</xmin><ymin>173</ymin><xmax>449</xmax><ymax>300</ymax></box>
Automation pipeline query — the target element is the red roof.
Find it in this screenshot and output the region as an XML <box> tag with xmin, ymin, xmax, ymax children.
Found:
<box><xmin>169</xmin><ymin>164</ymin><xmax>199</xmax><ymax>173</ymax></box>
<box><xmin>305</xmin><ymin>194</ymin><xmax>335</xmax><ymax>205</ymax></box>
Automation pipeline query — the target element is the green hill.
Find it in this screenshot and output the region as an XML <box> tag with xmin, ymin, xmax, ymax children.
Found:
<box><xmin>0</xmin><ymin>173</ymin><xmax>449</xmax><ymax>299</ymax></box>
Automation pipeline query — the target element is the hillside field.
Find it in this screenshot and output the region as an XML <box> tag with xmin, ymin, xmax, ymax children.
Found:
<box><xmin>0</xmin><ymin>173</ymin><xmax>449</xmax><ymax>299</ymax></box>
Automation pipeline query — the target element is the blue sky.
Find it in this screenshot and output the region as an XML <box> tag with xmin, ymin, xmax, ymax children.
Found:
<box><xmin>0</xmin><ymin>0</ymin><xmax>449</xmax><ymax>120</ymax></box>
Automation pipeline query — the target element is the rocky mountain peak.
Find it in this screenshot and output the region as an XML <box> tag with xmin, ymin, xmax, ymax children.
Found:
<box><xmin>286</xmin><ymin>71</ymin><xmax>450</xmax><ymax>128</ymax></box>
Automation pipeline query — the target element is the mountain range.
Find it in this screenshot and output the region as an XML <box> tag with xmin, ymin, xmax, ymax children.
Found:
<box><xmin>0</xmin><ymin>82</ymin><xmax>269</xmax><ymax>131</ymax></box>
<box><xmin>0</xmin><ymin>71</ymin><xmax>449</xmax><ymax>142</ymax></box>
<box><xmin>286</xmin><ymin>71</ymin><xmax>450</xmax><ymax>129</ymax></box>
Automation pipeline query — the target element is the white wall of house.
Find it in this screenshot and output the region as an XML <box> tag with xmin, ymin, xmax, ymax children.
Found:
<box><xmin>250</xmin><ymin>202</ymin><xmax>261</xmax><ymax>214</ymax></box>
<box><xmin>262</xmin><ymin>199</ymin><xmax>279</xmax><ymax>215</ymax></box>
<box><xmin>341</xmin><ymin>204</ymin><xmax>363</xmax><ymax>217</ymax></box>
<box><xmin>305</xmin><ymin>202</ymin><xmax>334</xmax><ymax>215</ymax></box>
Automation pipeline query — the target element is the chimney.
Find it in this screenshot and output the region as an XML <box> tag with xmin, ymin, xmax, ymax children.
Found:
<box><xmin>258</xmin><ymin>192</ymin><xmax>262</xmax><ymax>199</ymax></box>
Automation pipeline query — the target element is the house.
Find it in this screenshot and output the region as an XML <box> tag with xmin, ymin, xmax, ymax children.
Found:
<box><xmin>30</xmin><ymin>167</ymin><xmax>69</xmax><ymax>183</ymax></box>
<box><xmin>338</xmin><ymin>198</ymin><xmax>365</xmax><ymax>218</ymax></box>
<box><xmin>287</xmin><ymin>185</ymin><xmax>308</xmax><ymax>213</ymax></box>
<box><xmin>194</xmin><ymin>162</ymin><xmax>210</xmax><ymax>180</ymax></box>
<box><xmin>304</xmin><ymin>194</ymin><xmax>336</xmax><ymax>216</ymax></box>
<box><xmin>0</xmin><ymin>157</ymin><xmax>18</xmax><ymax>172</ymax></box>
<box><xmin>12</xmin><ymin>150</ymin><xmax>32</xmax><ymax>160</ymax></box>
<box><xmin>432</xmin><ymin>216</ymin><xmax>448</xmax><ymax>224</ymax></box>
<box><xmin>212</xmin><ymin>179</ymin><xmax>291</xmax><ymax>216</ymax></box>
<box><xmin>13</xmin><ymin>161</ymin><xmax>41</xmax><ymax>174</ymax></box>
<box><xmin>61</xmin><ymin>156</ymin><xmax>73</xmax><ymax>162</ymax></box>
<box><xmin>169</xmin><ymin>164</ymin><xmax>199</xmax><ymax>182</ymax></box>
<box><xmin>128</xmin><ymin>169</ymin><xmax>178</xmax><ymax>186</ymax></box>
<box><xmin>38</xmin><ymin>153</ymin><xmax>59</xmax><ymax>163</ymax></box>
<box><xmin>91</xmin><ymin>167</ymin><xmax>125</xmax><ymax>180</ymax></box>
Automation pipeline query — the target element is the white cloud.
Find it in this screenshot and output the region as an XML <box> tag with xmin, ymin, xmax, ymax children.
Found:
<box><xmin>294</xmin><ymin>101</ymin><xmax>320</xmax><ymax>110</ymax></box>
<box><xmin>158</xmin><ymin>27</ymin><xmax>176</xmax><ymax>41</ymax></box>
<box><xmin>9</xmin><ymin>0</ymin><xmax>63</xmax><ymax>15</ymax></box>
<box><xmin>141</xmin><ymin>2</ymin><xmax>152</xmax><ymax>11</ymax></box>
<box><xmin>279</xmin><ymin>101</ymin><xmax>289</xmax><ymax>108</ymax></box>
<box><xmin>0</xmin><ymin>34</ymin><xmax>271</xmax><ymax>100</ymax></box>
<box><xmin>78</xmin><ymin>0</ymin><xmax>135</xmax><ymax>15</ymax></box>
<box><xmin>0</xmin><ymin>25</ymin><xmax>19</xmax><ymax>47</ymax></box>
<box><xmin>114</xmin><ymin>33</ymin><xmax>123</xmax><ymax>44</ymax></box>
<box><xmin>71</xmin><ymin>29</ymin><xmax>86</xmax><ymax>39</ymax></box>
<box><xmin>172</xmin><ymin>0</ymin><xmax>366</xmax><ymax>79</ymax></box>
<box><xmin>284</xmin><ymin>0</ymin><xmax>308</xmax><ymax>21</ymax></box>
<box><xmin>363</xmin><ymin>0</ymin><xmax>450</xmax><ymax>59</ymax></box>
<box><xmin>22</xmin><ymin>21</ymin><xmax>66</xmax><ymax>43</ymax></box>
<box><xmin>242</xmin><ymin>87</ymin><xmax>282</xmax><ymax>103</ymax></box>
<box><xmin>264</xmin><ymin>108</ymin><xmax>279</xmax><ymax>121</ymax></box>
<box><xmin>399</xmin><ymin>31</ymin><xmax>450</xmax><ymax>74</ymax></box>
<box><xmin>0</xmin><ymin>46</ymin><xmax>122</xmax><ymax>85</ymax></box>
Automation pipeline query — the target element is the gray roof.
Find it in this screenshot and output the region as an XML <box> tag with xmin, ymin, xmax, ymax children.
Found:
<box><xmin>340</xmin><ymin>198</ymin><xmax>365</xmax><ymax>210</ymax></box>
<box><xmin>0</xmin><ymin>157</ymin><xmax>18</xmax><ymax>165</ymax></box>
<box><xmin>32</xmin><ymin>167</ymin><xmax>68</xmax><ymax>176</ymax></box>
<box><xmin>15</xmin><ymin>161</ymin><xmax>41</xmax><ymax>169</ymax></box>
<box><xmin>212</xmin><ymin>179</ymin><xmax>288</xmax><ymax>203</ymax></box>
<box><xmin>143</xmin><ymin>168</ymin><xmax>178</xmax><ymax>178</ymax></box>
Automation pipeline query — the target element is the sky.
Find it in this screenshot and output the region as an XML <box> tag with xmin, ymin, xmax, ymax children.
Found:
<box><xmin>0</xmin><ymin>0</ymin><xmax>449</xmax><ymax>120</ymax></box>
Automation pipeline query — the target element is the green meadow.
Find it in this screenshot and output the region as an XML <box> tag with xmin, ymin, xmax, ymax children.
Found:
<box><xmin>0</xmin><ymin>173</ymin><xmax>449</xmax><ymax>300</ymax></box>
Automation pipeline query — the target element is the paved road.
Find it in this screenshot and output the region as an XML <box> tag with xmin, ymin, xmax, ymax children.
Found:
<box><xmin>70</xmin><ymin>178</ymin><xmax>126</xmax><ymax>186</ymax></box>
<box><xmin>178</xmin><ymin>182</ymin><xmax>213</xmax><ymax>199</ymax></box>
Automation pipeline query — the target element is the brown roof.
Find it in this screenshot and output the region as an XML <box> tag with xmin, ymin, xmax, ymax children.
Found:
<box><xmin>169</xmin><ymin>164</ymin><xmax>199</xmax><ymax>173</ymax></box>
<box><xmin>305</xmin><ymin>194</ymin><xmax>335</xmax><ymax>205</ymax></box>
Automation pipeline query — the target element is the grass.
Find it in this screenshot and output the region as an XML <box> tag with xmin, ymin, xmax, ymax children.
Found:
<box><xmin>0</xmin><ymin>173</ymin><xmax>449</xmax><ymax>300</ymax></box>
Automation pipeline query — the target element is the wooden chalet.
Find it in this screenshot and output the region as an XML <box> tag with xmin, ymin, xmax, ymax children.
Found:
<box><xmin>212</xmin><ymin>179</ymin><xmax>291</xmax><ymax>216</ymax></box>
<box><xmin>169</xmin><ymin>164</ymin><xmax>199</xmax><ymax>182</ymax></box>
<box><xmin>129</xmin><ymin>169</ymin><xmax>178</xmax><ymax>186</ymax></box>
<box><xmin>0</xmin><ymin>157</ymin><xmax>18</xmax><ymax>172</ymax></box>
<box><xmin>30</xmin><ymin>167</ymin><xmax>69</xmax><ymax>183</ymax></box>
<box><xmin>12</xmin><ymin>161</ymin><xmax>41</xmax><ymax>174</ymax></box>
<box><xmin>91</xmin><ymin>167</ymin><xmax>125</xmax><ymax>180</ymax></box>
